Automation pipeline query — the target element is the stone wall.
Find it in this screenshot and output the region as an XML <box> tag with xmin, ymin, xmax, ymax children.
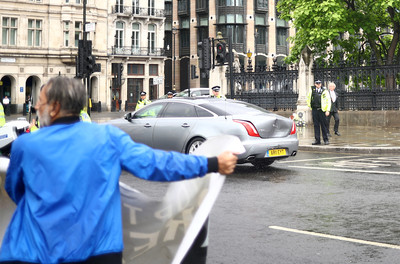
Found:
<box><xmin>276</xmin><ymin>110</ymin><xmax>400</xmax><ymax>128</ymax></box>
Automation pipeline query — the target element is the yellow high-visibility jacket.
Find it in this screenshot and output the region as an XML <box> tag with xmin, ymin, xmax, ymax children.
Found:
<box><xmin>135</xmin><ymin>99</ymin><xmax>151</xmax><ymax>110</ymax></box>
<box><xmin>307</xmin><ymin>87</ymin><xmax>331</xmax><ymax>112</ymax></box>
<box><xmin>0</xmin><ymin>104</ymin><xmax>5</xmax><ymax>127</ymax></box>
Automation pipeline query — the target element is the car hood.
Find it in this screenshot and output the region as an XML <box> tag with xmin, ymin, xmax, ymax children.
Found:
<box><xmin>4</xmin><ymin>120</ymin><xmax>30</xmax><ymax>130</ymax></box>
<box><xmin>232</xmin><ymin>113</ymin><xmax>293</xmax><ymax>138</ymax></box>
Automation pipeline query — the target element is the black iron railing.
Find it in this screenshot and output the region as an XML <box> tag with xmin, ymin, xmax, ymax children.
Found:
<box><xmin>231</xmin><ymin>60</ymin><xmax>299</xmax><ymax>111</ymax></box>
<box><xmin>112</xmin><ymin>5</ymin><xmax>165</xmax><ymax>18</ymax></box>
<box><xmin>111</xmin><ymin>46</ymin><xmax>165</xmax><ymax>57</ymax></box>
<box><xmin>313</xmin><ymin>57</ymin><xmax>400</xmax><ymax>110</ymax></box>
<box><xmin>230</xmin><ymin>55</ymin><xmax>400</xmax><ymax>111</ymax></box>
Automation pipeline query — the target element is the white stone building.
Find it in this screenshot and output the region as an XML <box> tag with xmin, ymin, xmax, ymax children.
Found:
<box><xmin>0</xmin><ymin>0</ymin><xmax>166</xmax><ymax>112</ymax></box>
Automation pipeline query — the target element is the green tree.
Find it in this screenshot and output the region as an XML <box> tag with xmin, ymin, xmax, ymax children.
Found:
<box><xmin>277</xmin><ymin>0</ymin><xmax>400</xmax><ymax>66</ymax></box>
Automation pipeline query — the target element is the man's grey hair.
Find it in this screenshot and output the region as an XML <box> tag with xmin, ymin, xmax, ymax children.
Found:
<box><xmin>328</xmin><ymin>82</ymin><xmax>336</xmax><ymax>88</ymax></box>
<box><xmin>45</xmin><ymin>76</ymin><xmax>86</xmax><ymax>116</ymax></box>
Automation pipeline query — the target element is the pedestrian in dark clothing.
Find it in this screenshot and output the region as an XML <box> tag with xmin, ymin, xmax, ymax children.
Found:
<box><xmin>307</xmin><ymin>80</ymin><xmax>331</xmax><ymax>145</ymax></box>
<box><xmin>326</xmin><ymin>82</ymin><xmax>340</xmax><ymax>137</ymax></box>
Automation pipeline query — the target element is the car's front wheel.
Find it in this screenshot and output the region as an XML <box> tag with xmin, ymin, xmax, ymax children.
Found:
<box><xmin>251</xmin><ymin>159</ymin><xmax>275</xmax><ymax>169</ymax></box>
<box><xmin>186</xmin><ymin>137</ymin><xmax>205</xmax><ymax>154</ymax></box>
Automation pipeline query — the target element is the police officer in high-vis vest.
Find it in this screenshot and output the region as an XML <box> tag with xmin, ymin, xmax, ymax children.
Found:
<box><xmin>30</xmin><ymin>108</ymin><xmax>90</xmax><ymax>133</ymax></box>
<box><xmin>0</xmin><ymin>102</ymin><xmax>5</xmax><ymax>127</ymax></box>
<box><xmin>210</xmin><ymin>86</ymin><xmax>225</xmax><ymax>99</ymax></box>
<box><xmin>135</xmin><ymin>91</ymin><xmax>151</xmax><ymax>110</ymax></box>
<box><xmin>79</xmin><ymin>108</ymin><xmax>91</xmax><ymax>123</ymax></box>
<box><xmin>307</xmin><ymin>80</ymin><xmax>331</xmax><ymax>145</ymax></box>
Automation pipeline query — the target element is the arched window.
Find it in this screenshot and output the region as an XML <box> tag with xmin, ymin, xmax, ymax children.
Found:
<box><xmin>132</xmin><ymin>23</ymin><xmax>140</xmax><ymax>54</ymax></box>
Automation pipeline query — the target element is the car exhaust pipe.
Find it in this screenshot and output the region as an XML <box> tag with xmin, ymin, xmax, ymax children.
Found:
<box><xmin>245</xmin><ymin>155</ymin><xmax>256</xmax><ymax>161</ymax></box>
<box><xmin>291</xmin><ymin>151</ymin><xmax>297</xmax><ymax>156</ymax></box>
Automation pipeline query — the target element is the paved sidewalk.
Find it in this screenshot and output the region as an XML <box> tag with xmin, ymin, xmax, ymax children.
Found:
<box><xmin>297</xmin><ymin>124</ymin><xmax>400</xmax><ymax>154</ymax></box>
<box><xmin>8</xmin><ymin>111</ymin><xmax>400</xmax><ymax>154</ymax></box>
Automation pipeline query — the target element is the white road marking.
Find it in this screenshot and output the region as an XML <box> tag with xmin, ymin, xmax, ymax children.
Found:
<box><xmin>269</xmin><ymin>226</ymin><xmax>400</xmax><ymax>250</ymax></box>
<box><xmin>287</xmin><ymin>165</ymin><xmax>400</xmax><ymax>175</ymax></box>
<box><xmin>278</xmin><ymin>156</ymin><xmax>360</xmax><ymax>163</ymax></box>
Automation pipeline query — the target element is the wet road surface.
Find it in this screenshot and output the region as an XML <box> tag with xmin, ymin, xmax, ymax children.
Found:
<box><xmin>119</xmin><ymin>151</ymin><xmax>400</xmax><ymax>263</ymax></box>
<box><xmin>2</xmin><ymin>151</ymin><xmax>400</xmax><ymax>263</ymax></box>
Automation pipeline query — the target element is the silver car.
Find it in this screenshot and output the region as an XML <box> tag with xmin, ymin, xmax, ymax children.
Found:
<box><xmin>174</xmin><ymin>88</ymin><xmax>210</xmax><ymax>97</ymax></box>
<box><xmin>108</xmin><ymin>98</ymin><xmax>298</xmax><ymax>168</ymax></box>
<box><xmin>159</xmin><ymin>88</ymin><xmax>210</xmax><ymax>99</ymax></box>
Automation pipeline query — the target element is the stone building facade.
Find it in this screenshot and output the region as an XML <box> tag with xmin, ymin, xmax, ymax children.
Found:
<box><xmin>0</xmin><ymin>0</ymin><xmax>166</xmax><ymax>112</ymax></box>
<box><xmin>164</xmin><ymin>0</ymin><xmax>296</xmax><ymax>96</ymax></box>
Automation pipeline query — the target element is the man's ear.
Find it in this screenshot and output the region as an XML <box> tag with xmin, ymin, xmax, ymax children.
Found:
<box><xmin>49</xmin><ymin>101</ymin><xmax>61</xmax><ymax>118</ymax></box>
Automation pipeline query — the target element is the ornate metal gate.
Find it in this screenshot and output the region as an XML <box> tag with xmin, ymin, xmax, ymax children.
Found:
<box><xmin>231</xmin><ymin>62</ymin><xmax>299</xmax><ymax>111</ymax></box>
<box><xmin>313</xmin><ymin>57</ymin><xmax>400</xmax><ymax>110</ymax></box>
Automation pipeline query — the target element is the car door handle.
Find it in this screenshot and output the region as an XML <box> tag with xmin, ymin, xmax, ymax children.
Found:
<box><xmin>181</xmin><ymin>123</ymin><xmax>190</xmax><ymax>128</ymax></box>
<box><xmin>144</xmin><ymin>123</ymin><xmax>152</xmax><ymax>128</ymax></box>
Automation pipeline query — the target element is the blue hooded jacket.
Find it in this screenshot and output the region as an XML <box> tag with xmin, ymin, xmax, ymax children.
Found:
<box><xmin>0</xmin><ymin>119</ymin><xmax>209</xmax><ymax>263</ymax></box>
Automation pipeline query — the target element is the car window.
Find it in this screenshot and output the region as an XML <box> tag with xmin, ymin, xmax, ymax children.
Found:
<box><xmin>175</xmin><ymin>90</ymin><xmax>188</xmax><ymax>97</ymax></box>
<box><xmin>134</xmin><ymin>103</ymin><xmax>165</xmax><ymax>118</ymax></box>
<box><xmin>200</xmin><ymin>100</ymin><xmax>270</xmax><ymax>116</ymax></box>
<box><xmin>195</xmin><ymin>106</ymin><xmax>214</xmax><ymax>117</ymax></box>
<box><xmin>162</xmin><ymin>102</ymin><xmax>197</xmax><ymax>118</ymax></box>
<box><xmin>200</xmin><ymin>89</ymin><xmax>210</xmax><ymax>96</ymax></box>
<box><xmin>192</xmin><ymin>91</ymin><xmax>201</xmax><ymax>97</ymax></box>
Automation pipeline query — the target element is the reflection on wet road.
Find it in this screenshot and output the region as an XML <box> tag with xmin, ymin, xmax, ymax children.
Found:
<box><xmin>2</xmin><ymin>152</ymin><xmax>400</xmax><ymax>263</ymax></box>
<box><xmin>207</xmin><ymin>151</ymin><xmax>400</xmax><ymax>263</ymax></box>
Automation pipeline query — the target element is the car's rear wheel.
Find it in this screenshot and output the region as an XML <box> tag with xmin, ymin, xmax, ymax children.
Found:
<box><xmin>186</xmin><ymin>137</ymin><xmax>205</xmax><ymax>154</ymax></box>
<box><xmin>251</xmin><ymin>159</ymin><xmax>275</xmax><ymax>168</ymax></box>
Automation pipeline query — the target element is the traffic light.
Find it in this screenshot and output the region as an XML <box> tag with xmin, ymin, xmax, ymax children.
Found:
<box><xmin>117</xmin><ymin>63</ymin><xmax>123</xmax><ymax>86</ymax></box>
<box><xmin>76</xmin><ymin>40</ymin><xmax>100</xmax><ymax>77</ymax></box>
<box><xmin>86</xmin><ymin>53</ymin><xmax>94</xmax><ymax>74</ymax></box>
<box><xmin>198</xmin><ymin>38</ymin><xmax>211</xmax><ymax>71</ymax></box>
<box><xmin>76</xmin><ymin>40</ymin><xmax>85</xmax><ymax>78</ymax></box>
<box><xmin>202</xmin><ymin>38</ymin><xmax>211</xmax><ymax>70</ymax></box>
<box><xmin>215</xmin><ymin>41</ymin><xmax>226</xmax><ymax>65</ymax></box>
<box><xmin>190</xmin><ymin>65</ymin><xmax>198</xmax><ymax>79</ymax></box>
<box><xmin>84</xmin><ymin>41</ymin><xmax>95</xmax><ymax>75</ymax></box>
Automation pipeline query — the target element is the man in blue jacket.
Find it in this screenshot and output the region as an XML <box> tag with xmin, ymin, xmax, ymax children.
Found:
<box><xmin>0</xmin><ymin>76</ymin><xmax>237</xmax><ymax>264</ymax></box>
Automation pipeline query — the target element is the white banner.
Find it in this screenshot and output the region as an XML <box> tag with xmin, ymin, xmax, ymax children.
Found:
<box><xmin>0</xmin><ymin>136</ymin><xmax>245</xmax><ymax>263</ymax></box>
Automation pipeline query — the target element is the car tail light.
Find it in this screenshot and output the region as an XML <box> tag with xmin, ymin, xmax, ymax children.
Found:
<box><xmin>233</xmin><ymin>120</ymin><xmax>260</xmax><ymax>137</ymax></box>
<box><xmin>290</xmin><ymin>121</ymin><xmax>296</xmax><ymax>135</ymax></box>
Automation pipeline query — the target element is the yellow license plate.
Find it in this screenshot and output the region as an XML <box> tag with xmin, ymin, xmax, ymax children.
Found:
<box><xmin>266</xmin><ymin>149</ymin><xmax>287</xmax><ymax>157</ymax></box>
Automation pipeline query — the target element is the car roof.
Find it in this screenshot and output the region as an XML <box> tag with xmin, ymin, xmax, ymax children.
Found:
<box><xmin>151</xmin><ymin>97</ymin><xmax>271</xmax><ymax>114</ymax></box>
<box><xmin>181</xmin><ymin>88</ymin><xmax>209</xmax><ymax>91</ymax></box>
<box><xmin>153</xmin><ymin>97</ymin><xmax>223</xmax><ymax>104</ymax></box>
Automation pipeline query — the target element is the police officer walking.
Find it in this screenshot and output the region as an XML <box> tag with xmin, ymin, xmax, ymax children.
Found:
<box><xmin>135</xmin><ymin>91</ymin><xmax>151</xmax><ymax>110</ymax></box>
<box><xmin>307</xmin><ymin>80</ymin><xmax>331</xmax><ymax>145</ymax></box>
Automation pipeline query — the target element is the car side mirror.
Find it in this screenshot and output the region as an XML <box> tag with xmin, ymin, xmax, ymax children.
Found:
<box><xmin>124</xmin><ymin>112</ymin><xmax>132</xmax><ymax>121</ymax></box>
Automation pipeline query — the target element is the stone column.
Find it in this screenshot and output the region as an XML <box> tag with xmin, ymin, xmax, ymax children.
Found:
<box><xmin>297</xmin><ymin>46</ymin><xmax>313</xmax><ymax>124</ymax></box>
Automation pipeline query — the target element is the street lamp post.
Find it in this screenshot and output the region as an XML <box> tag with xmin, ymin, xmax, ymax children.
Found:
<box><xmin>254</xmin><ymin>28</ymin><xmax>259</xmax><ymax>71</ymax></box>
<box><xmin>247</xmin><ymin>49</ymin><xmax>253</xmax><ymax>72</ymax></box>
<box><xmin>172</xmin><ymin>27</ymin><xmax>177</xmax><ymax>91</ymax></box>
